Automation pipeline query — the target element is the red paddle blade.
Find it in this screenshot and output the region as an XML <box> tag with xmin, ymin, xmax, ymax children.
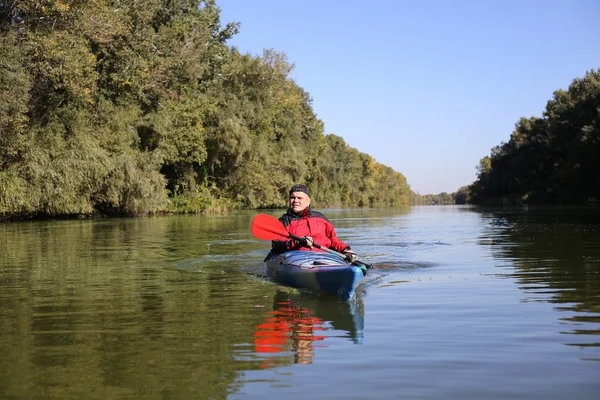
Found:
<box><xmin>251</xmin><ymin>214</ymin><xmax>291</xmax><ymax>241</ymax></box>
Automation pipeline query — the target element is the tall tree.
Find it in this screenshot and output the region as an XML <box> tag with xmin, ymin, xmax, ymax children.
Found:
<box><xmin>470</xmin><ymin>69</ymin><xmax>600</xmax><ymax>204</ymax></box>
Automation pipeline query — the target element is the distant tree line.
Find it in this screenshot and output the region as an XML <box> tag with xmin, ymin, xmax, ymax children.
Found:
<box><xmin>412</xmin><ymin>192</ymin><xmax>455</xmax><ymax>205</ymax></box>
<box><xmin>0</xmin><ymin>0</ymin><xmax>412</xmax><ymax>220</ymax></box>
<box><xmin>415</xmin><ymin>68</ymin><xmax>599</xmax><ymax>207</ymax></box>
<box><xmin>467</xmin><ymin>70</ymin><xmax>600</xmax><ymax>205</ymax></box>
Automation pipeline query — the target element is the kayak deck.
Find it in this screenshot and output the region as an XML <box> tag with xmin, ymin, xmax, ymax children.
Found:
<box><xmin>266</xmin><ymin>251</ymin><xmax>365</xmax><ymax>300</ymax></box>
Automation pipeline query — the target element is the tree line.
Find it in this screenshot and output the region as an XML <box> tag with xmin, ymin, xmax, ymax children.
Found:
<box><xmin>0</xmin><ymin>0</ymin><xmax>412</xmax><ymax>220</ymax></box>
<box><xmin>415</xmin><ymin>69</ymin><xmax>600</xmax><ymax>206</ymax></box>
<box><xmin>467</xmin><ymin>69</ymin><xmax>599</xmax><ymax>205</ymax></box>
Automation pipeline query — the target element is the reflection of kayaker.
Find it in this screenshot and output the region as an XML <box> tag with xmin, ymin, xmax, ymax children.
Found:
<box><xmin>289</xmin><ymin>292</ymin><xmax>365</xmax><ymax>346</ymax></box>
<box><xmin>250</xmin><ymin>184</ymin><xmax>374</xmax><ymax>299</ymax></box>
<box><xmin>253</xmin><ymin>291</ymin><xmax>365</xmax><ymax>368</ymax></box>
<box><xmin>254</xmin><ymin>298</ymin><xmax>327</xmax><ymax>366</ymax></box>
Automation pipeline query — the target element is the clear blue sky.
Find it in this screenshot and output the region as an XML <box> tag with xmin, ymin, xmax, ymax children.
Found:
<box><xmin>217</xmin><ymin>0</ymin><xmax>600</xmax><ymax>194</ymax></box>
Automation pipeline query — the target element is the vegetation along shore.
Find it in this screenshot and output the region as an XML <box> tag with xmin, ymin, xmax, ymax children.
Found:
<box><xmin>1</xmin><ymin>1</ymin><xmax>597</xmax><ymax>220</ymax></box>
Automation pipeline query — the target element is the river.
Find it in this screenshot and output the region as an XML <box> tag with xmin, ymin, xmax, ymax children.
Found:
<box><xmin>1</xmin><ymin>206</ymin><xmax>599</xmax><ymax>399</ymax></box>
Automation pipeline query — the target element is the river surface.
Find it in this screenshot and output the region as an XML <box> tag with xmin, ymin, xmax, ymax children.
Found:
<box><xmin>1</xmin><ymin>206</ymin><xmax>599</xmax><ymax>399</ymax></box>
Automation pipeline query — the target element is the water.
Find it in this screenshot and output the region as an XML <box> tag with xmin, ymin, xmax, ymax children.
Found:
<box><xmin>1</xmin><ymin>206</ymin><xmax>599</xmax><ymax>399</ymax></box>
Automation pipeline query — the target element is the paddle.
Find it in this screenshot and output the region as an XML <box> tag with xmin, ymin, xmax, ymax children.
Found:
<box><xmin>251</xmin><ymin>213</ymin><xmax>373</xmax><ymax>269</ymax></box>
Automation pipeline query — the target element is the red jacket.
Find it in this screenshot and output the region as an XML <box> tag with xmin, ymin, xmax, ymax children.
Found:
<box><xmin>271</xmin><ymin>208</ymin><xmax>350</xmax><ymax>254</ymax></box>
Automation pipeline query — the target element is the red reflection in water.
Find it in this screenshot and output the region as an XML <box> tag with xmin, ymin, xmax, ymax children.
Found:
<box><xmin>254</xmin><ymin>301</ymin><xmax>328</xmax><ymax>366</ymax></box>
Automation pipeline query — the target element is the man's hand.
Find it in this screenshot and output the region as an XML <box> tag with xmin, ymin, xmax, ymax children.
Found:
<box><xmin>343</xmin><ymin>250</ymin><xmax>357</xmax><ymax>263</ymax></box>
<box><xmin>301</xmin><ymin>236</ymin><xmax>314</xmax><ymax>248</ymax></box>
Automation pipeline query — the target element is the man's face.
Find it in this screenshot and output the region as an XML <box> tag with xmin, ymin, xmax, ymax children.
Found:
<box><xmin>289</xmin><ymin>191</ymin><xmax>311</xmax><ymax>213</ymax></box>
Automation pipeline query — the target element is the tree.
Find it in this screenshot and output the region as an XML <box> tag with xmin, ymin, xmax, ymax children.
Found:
<box><xmin>469</xmin><ymin>69</ymin><xmax>600</xmax><ymax>204</ymax></box>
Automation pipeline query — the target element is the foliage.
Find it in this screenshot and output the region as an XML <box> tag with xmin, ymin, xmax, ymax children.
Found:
<box><xmin>413</xmin><ymin>192</ymin><xmax>455</xmax><ymax>205</ymax></box>
<box><xmin>470</xmin><ymin>70</ymin><xmax>600</xmax><ymax>205</ymax></box>
<box><xmin>452</xmin><ymin>186</ymin><xmax>471</xmax><ymax>205</ymax></box>
<box><xmin>0</xmin><ymin>0</ymin><xmax>412</xmax><ymax>220</ymax></box>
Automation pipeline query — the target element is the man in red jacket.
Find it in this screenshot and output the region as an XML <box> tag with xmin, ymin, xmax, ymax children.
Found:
<box><xmin>271</xmin><ymin>184</ymin><xmax>358</xmax><ymax>263</ymax></box>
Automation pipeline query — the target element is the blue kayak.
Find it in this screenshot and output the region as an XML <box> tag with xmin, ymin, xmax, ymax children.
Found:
<box><xmin>266</xmin><ymin>250</ymin><xmax>367</xmax><ymax>300</ymax></box>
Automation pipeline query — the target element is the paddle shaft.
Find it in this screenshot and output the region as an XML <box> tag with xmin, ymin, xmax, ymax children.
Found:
<box><xmin>287</xmin><ymin>232</ymin><xmax>372</xmax><ymax>270</ymax></box>
<box><xmin>250</xmin><ymin>213</ymin><xmax>373</xmax><ymax>269</ymax></box>
<box><xmin>287</xmin><ymin>232</ymin><xmax>346</xmax><ymax>258</ymax></box>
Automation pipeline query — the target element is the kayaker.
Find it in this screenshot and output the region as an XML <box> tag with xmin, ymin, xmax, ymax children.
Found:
<box><xmin>271</xmin><ymin>184</ymin><xmax>358</xmax><ymax>263</ymax></box>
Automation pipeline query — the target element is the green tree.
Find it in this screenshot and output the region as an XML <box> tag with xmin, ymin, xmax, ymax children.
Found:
<box><xmin>0</xmin><ymin>0</ymin><xmax>415</xmax><ymax>219</ymax></box>
<box><xmin>470</xmin><ymin>69</ymin><xmax>600</xmax><ymax>204</ymax></box>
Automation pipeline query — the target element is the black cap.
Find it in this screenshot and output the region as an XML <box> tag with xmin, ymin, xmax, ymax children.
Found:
<box><xmin>289</xmin><ymin>184</ymin><xmax>310</xmax><ymax>197</ymax></box>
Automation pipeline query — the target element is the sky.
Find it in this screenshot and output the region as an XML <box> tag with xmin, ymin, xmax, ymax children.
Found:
<box><xmin>216</xmin><ymin>0</ymin><xmax>600</xmax><ymax>194</ymax></box>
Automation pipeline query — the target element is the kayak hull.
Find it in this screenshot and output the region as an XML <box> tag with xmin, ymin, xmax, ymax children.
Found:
<box><xmin>266</xmin><ymin>251</ymin><xmax>365</xmax><ymax>300</ymax></box>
